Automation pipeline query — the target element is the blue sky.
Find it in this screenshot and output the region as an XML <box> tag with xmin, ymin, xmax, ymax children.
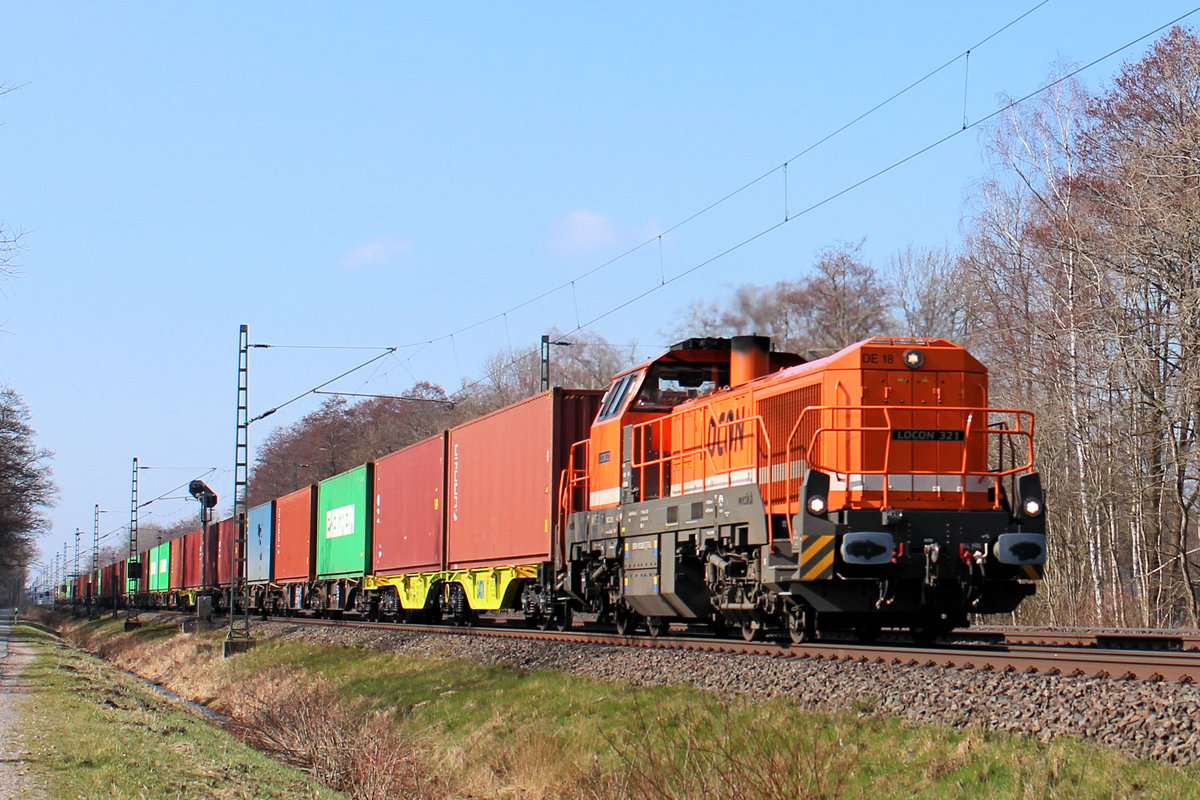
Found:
<box><xmin>4</xmin><ymin>2</ymin><xmax>1198</xmax><ymax>583</ymax></box>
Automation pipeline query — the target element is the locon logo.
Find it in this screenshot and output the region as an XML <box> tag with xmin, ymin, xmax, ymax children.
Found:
<box><xmin>706</xmin><ymin>407</ymin><xmax>747</xmax><ymax>456</ymax></box>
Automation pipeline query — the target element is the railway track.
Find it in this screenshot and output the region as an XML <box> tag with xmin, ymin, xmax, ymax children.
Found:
<box><xmin>251</xmin><ymin>614</ymin><xmax>1200</xmax><ymax>684</ymax></box>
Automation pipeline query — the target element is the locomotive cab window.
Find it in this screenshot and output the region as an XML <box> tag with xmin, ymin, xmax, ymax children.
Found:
<box><xmin>631</xmin><ymin>361</ymin><xmax>729</xmax><ymax>411</ymax></box>
<box><xmin>596</xmin><ymin>371</ymin><xmax>640</xmax><ymax>421</ymax></box>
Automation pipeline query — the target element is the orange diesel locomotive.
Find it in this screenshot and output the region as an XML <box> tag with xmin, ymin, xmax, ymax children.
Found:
<box><xmin>552</xmin><ymin>335</ymin><xmax>1046</xmax><ymax>642</ymax></box>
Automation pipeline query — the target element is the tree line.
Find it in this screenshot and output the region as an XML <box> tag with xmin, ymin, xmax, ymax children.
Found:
<box><xmin>0</xmin><ymin>388</ymin><xmax>55</xmax><ymax>605</ymax></box>
<box><xmin>247</xmin><ymin>331</ymin><xmax>636</xmax><ymax>505</ymax></box>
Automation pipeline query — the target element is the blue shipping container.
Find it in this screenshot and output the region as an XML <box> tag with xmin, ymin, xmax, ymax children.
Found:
<box><xmin>247</xmin><ymin>501</ymin><xmax>275</xmax><ymax>584</ymax></box>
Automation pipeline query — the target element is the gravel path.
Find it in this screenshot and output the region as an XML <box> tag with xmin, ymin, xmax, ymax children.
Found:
<box><xmin>254</xmin><ymin>621</ymin><xmax>1200</xmax><ymax>766</ymax></box>
<box><xmin>0</xmin><ymin>612</ymin><xmax>44</xmax><ymax>800</ymax></box>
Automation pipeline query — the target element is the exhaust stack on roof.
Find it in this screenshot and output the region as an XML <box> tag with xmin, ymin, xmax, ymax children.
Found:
<box><xmin>731</xmin><ymin>335</ymin><xmax>771</xmax><ymax>388</ymax></box>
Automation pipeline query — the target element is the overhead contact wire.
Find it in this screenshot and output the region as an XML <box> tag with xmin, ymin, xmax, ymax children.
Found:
<box><xmin>390</xmin><ymin>1</ymin><xmax>1054</xmax><ymax>354</ymax></box>
<box><xmin>457</xmin><ymin>3</ymin><xmax>1200</xmax><ymax>393</ymax></box>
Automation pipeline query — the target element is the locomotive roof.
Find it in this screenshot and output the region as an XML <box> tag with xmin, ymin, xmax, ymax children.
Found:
<box><xmin>769</xmin><ymin>336</ymin><xmax>987</xmax><ymax>382</ymax></box>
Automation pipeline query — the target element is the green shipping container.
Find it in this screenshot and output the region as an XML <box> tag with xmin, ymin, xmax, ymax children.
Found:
<box><xmin>126</xmin><ymin>557</ymin><xmax>140</xmax><ymax>594</ymax></box>
<box><xmin>149</xmin><ymin>543</ymin><xmax>170</xmax><ymax>592</ymax></box>
<box><xmin>317</xmin><ymin>464</ymin><xmax>373</xmax><ymax>579</ymax></box>
<box><xmin>146</xmin><ymin>548</ymin><xmax>159</xmax><ymax>592</ymax></box>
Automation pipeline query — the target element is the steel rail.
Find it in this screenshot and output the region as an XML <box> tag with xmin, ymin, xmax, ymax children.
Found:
<box><xmin>255</xmin><ymin>616</ymin><xmax>1200</xmax><ymax>684</ymax></box>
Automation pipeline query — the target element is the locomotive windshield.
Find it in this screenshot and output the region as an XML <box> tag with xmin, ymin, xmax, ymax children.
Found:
<box><xmin>630</xmin><ymin>361</ymin><xmax>728</xmax><ymax>411</ymax></box>
<box><xmin>596</xmin><ymin>371</ymin><xmax>640</xmax><ymax>421</ymax></box>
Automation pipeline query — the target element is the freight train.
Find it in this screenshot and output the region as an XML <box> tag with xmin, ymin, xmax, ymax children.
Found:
<box><xmin>66</xmin><ymin>335</ymin><xmax>1047</xmax><ymax>643</ymax></box>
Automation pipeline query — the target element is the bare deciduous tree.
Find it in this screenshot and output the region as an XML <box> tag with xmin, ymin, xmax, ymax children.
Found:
<box><xmin>248</xmin><ymin>382</ymin><xmax>462</xmax><ymax>505</ymax></box>
<box><xmin>0</xmin><ymin>387</ymin><xmax>57</xmax><ymax>604</ymax></box>
<box><xmin>888</xmin><ymin>245</ymin><xmax>972</xmax><ymax>341</ymax></box>
<box><xmin>465</xmin><ymin>329</ymin><xmax>639</xmax><ymax>409</ymax></box>
<box><xmin>248</xmin><ymin>331</ymin><xmax>637</xmax><ymax>505</ymax></box>
<box><xmin>961</xmin><ymin>28</ymin><xmax>1200</xmax><ymax>627</ymax></box>
<box><xmin>666</xmin><ymin>240</ymin><xmax>893</xmax><ymax>354</ymax></box>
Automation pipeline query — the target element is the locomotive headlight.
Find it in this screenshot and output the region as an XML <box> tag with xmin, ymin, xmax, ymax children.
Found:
<box><xmin>1023</xmin><ymin>498</ymin><xmax>1043</xmax><ymax>517</ymax></box>
<box><xmin>903</xmin><ymin>349</ymin><xmax>924</xmax><ymax>369</ymax></box>
<box><xmin>807</xmin><ymin>495</ymin><xmax>827</xmax><ymax>515</ymax></box>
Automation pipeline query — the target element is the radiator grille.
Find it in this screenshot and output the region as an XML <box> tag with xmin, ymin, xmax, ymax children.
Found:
<box><xmin>757</xmin><ymin>384</ymin><xmax>821</xmax><ymax>504</ymax></box>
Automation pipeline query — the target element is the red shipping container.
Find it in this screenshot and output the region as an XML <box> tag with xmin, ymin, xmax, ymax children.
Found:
<box><xmin>183</xmin><ymin>527</ymin><xmax>217</xmax><ymax>589</ymax></box>
<box><xmin>374</xmin><ymin>435</ymin><xmax>445</xmax><ymax>575</ymax></box>
<box><xmin>183</xmin><ymin>529</ymin><xmax>200</xmax><ymax>589</ymax></box>
<box><xmin>170</xmin><ymin>537</ymin><xmax>185</xmax><ymax>590</ymax></box>
<box><xmin>275</xmin><ymin>485</ymin><xmax>317</xmax><ymax>583</ymax></box>
<box><xmin>446</xmin><ymin>388</ymin><xmax>603</xmax><ymax>569</ymax></box>
<box><xmin>216</xmin><ymin>517</ymin><xmax>237</xmax><ymax>587</ymax></box>
<box><xmin>103</xmin><ymin>561</ymin><xmax>125</xmax><ymax>600</ymax></box>
<box><xmin>136</xmin><ymin>549</ymin><xmax>151</xmax><ymax>593</ymax></box>
<box><xmin>202</xmin><ymin>523</ymin><xmax>218</xmax><ymax>587</ymax></box>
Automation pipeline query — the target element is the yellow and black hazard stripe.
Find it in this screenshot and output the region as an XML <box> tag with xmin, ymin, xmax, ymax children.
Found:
<box><xmin>798</xmin><ymin>533</ymin><xmax>836</xmax><ymax>581</ymax></box>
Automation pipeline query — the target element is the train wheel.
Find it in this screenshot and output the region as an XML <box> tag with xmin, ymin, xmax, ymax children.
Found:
<box><xmin>741</xmin><ymin>620</ymin><xmax>762</xmax><ymax>642</ymax></box>
<box><xmin>553</xmin><ymin>605</ymin><xmax>573</xmax><ymax>632</ymax></box>
<box><xmin>645</xmin><ymin>616</ymin><xmax>667</xmax><ymax>638</ymax></box>
<box><xmin>786</xmin><ymin>611</ymin><xmax>813</xmax><ymax>645</ymax></box>
<box><xmin>614</xmin><ymin>606</ymin><xmax>639</xmax><ymax>636</ymax></box>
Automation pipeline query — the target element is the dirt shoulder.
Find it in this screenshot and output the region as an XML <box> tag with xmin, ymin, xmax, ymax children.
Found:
<box><xmin>0</xmin><ymin>616</ymin><xmax>45</xmax><ymax>800</ymax></box>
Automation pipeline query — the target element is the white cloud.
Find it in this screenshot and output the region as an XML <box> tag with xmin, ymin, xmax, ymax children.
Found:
<box><xmin>545</xmin><ymin>210</ymin><xmax>619</xmax><ymax>258</ymax></box>
<box><xmin>339</xmin><ymin>237</ymin><xmax>413</xmax><ymax>270</ymax></box>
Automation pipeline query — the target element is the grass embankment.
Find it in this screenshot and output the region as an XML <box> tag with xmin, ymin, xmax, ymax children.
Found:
<box><xmin>43</xmin><ymin>614</ymin><xmax>1200</xmax><ymax>799</ymax></box>
<box><xmin>14</xmin><ymin>619</ymin><xmax>344</xmax><ymax>800</ymax></box>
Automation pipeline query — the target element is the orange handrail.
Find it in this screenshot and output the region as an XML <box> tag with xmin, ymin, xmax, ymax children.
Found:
<box><xmin>556</xmin><ymin>439</ymin><xmax>591</xmax><ymax>565</ymax></box>
<box><xmin>787</xmin><ymin>405</ymin><xmax>1035</xmax><ymax>512</ymax></box>
<box><xmin>629</xmin><ymin>410</ymin><xmax>774</xmax><ymax>501</ymax></box>
<box><xmin>629</xmin><ymin>410</ymin><xmax>783</xmax><ymax>550</ymax></box>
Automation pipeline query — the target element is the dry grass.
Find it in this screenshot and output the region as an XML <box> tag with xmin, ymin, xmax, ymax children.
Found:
<box><xmin>56</xmin><ymin>618</ymin><xmax>450</xmax><ymax>800</ymax></box>
<box><xmin>218</xmin><ymin>668</ymin><xmax>450</xmax><ymax>800</ymax></box>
